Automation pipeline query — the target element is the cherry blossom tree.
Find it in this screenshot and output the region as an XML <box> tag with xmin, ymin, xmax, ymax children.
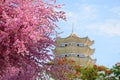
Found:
<box><xmin>0</xmin><ymin>0</ymin><xmax>65</xmax><ymax>79</ymax></box>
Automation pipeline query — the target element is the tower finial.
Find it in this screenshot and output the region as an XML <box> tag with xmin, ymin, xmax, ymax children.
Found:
<box><xmin>72</xmin><ymin>23</ymin><xmax>74</xmax><ymax>34</ymax></box>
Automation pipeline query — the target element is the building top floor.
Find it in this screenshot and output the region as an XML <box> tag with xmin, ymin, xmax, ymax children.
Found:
<box><xmin>56</xmin><ymin>33</ymin><xmax>94</xmax><ymax>46</ymax></box>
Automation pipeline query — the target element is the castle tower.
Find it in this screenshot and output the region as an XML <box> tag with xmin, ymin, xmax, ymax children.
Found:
<box><xmin>53</xmin><ymin>31</ymin><xmax>96</xmax><ymax>66</ymax></box>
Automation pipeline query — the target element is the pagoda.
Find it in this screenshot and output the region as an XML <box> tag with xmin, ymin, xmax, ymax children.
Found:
<box><xmin>53</xmin><ymin>29</ymin><xmax>96</xmax><ymax>66</ymax></box>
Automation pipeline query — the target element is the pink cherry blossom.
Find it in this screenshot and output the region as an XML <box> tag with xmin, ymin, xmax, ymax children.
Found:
<box><xmin>0</xmin><ymin>0</ymin><xmax>65</xmax><ymax>79</ymax></box>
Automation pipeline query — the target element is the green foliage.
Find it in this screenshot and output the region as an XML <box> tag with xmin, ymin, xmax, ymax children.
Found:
<box><xmin>61</xmin><ymin>61</ymin><xmax>120</xmax><ymax>80</ymax></box>
<box><xmin>47</xmin><ymin>59</ymin><xmax>120</xmax><ymax>80</ymax></box>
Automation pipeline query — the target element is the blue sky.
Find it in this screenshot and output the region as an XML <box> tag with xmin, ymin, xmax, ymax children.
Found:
<box><xmin>56</xmin><ymin>0</ymin><xmax>120</xmax><ymax>68</ymax></box>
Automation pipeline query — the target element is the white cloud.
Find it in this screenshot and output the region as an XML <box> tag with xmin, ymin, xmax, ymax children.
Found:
<box><xmin>110</xmin><ymin>6</ymin><xmax>120</xmax><ymax>16</ymax></box>
<box><xmin>63</xmin><ymin>4</ymin><xmax>120</xmax><ymax>37</ymax></box>
<box><xmin>65</xmin><ymin>11</ymin><xmax>79</xmax><ymax>23</ymax></box>
<box><xmin>79</xmin><ymin>5</ymin><xmax>98</xmax><ymax>19</ymax></box>
<box><xmin>65</xmin><ymin>5</ymin><xmax>98</xmax><ymax>23</ymax></box>
<box><xmin>85</xmin><ymin>19</ymin><xmax>120</xmax><ymax>36</ymax></box>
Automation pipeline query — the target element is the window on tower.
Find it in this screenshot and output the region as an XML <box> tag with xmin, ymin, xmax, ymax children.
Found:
<box><xmin>77</xmin><ymin>44</ymin><xmax>79</xmax><ymax>46</ymax></box>
<box><xmin>65</xmin><ymin>44</ymin><xmax>67</xmax><ymax>46</ymax></box>
<box><xmin>65</xmin><ymin>55</ymin><xmax>67</xmax><ymax>57</ymax></box>
<box><xmin>59</xmin><ymin>43</ymin><xmax>65</xmax><ymax>47</ymax></box>
<box><xmin>59</xmin><ymin>43</ymin><xmax>70</xmax><ymax>47</ymax></box>
<box><xmin>76</xmin><ymin>43</ymin><xmax>84</xmax><ymax>47</ymax></box>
